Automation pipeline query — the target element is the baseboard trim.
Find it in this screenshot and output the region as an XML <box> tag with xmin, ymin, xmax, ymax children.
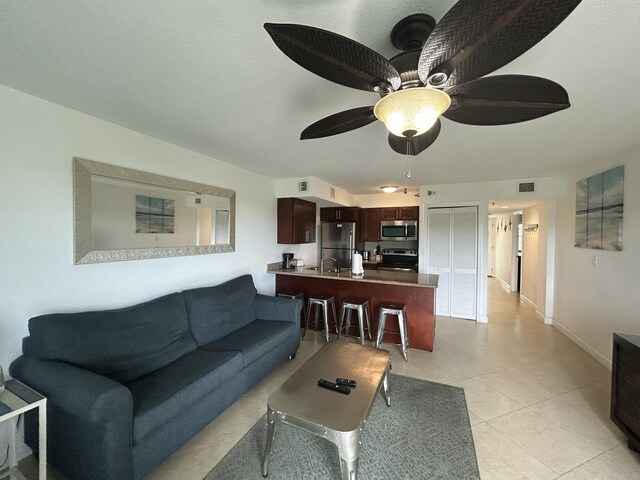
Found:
<box><xmin>495</xmin><ymin>277</ymin><xmax>511</xmax><ymax>292</ymax></box>
<box><xmin>520</xmin><ymin>294</ymin><xmax>536</xmax><ymax>310</ymax></box>
<box><xmin>477</xmin><ymin>315</ymin><xmax>488</xmax><ymax>324</ymax></box>
<box><xmin>551</xmin><ymin>318</ymin><xmax>612</xmax><ymax>370</ymax></box>
<box><xmin>534</xmin><ymin>311</ymin><xmax>553</xmax><ymax>325</ymax></box>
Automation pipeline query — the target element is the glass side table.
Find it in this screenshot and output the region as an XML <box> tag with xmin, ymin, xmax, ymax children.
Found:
<box><xmin>0</xmin><ymin>379</ymin><xmax>46</xmax><ymax>480</ymax></box>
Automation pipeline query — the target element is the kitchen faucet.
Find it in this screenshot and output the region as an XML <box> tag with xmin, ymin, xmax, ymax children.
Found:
<box><xmin>321</xmin><ymin>257</ymin><xmax>339</xmax><ymax>274</ymax></box>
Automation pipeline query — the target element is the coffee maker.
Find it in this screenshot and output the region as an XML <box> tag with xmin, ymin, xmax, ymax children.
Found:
<box><xmin>282</xmin><ymin>253</ymin><xmax>294</xmax><ymax>270</ymax></box>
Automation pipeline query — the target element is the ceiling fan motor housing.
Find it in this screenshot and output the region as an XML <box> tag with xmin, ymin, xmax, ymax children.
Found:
<box><xmin>388</xmin><ymin>14</ymin><xmax>438</xmax><ymax>90</ymax></box>
<box><xmin>390</xmin><ymin>14</ymin><xmax>436</xmax><ymax>51</ymax></box>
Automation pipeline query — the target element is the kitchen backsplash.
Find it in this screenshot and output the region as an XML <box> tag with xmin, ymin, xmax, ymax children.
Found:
<box><xmin>363</xmin><ymin>240</ymin><xmax>419</xmax><ymax>255</ymax></box>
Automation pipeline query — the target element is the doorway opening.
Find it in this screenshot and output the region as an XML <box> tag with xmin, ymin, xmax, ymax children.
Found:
<box><xmin>488</xmin><ymin>200</ymin><xmax>539</xmax><ymax>319</ymax></box>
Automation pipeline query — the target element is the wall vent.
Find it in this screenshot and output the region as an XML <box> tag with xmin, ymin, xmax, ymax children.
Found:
<box><xmin>298</xmin><ymin>180</ymin><xmax>308</xmax><ymax>192</ymax></box>
<box><xmin>330</xmin><ymin>186</ymin><xmax>336</xmax><ymax>198</ymax></box>
<box><xmin>518</xmin><ymin>182</ymin><xmax>535</xmax><ymax>193</ymax></box>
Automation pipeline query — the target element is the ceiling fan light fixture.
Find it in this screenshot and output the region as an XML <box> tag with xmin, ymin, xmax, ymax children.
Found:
<box><xmin>374</xmin><ymin>87</ymin><xmax>451</xmax><ymax>138</ymax></box>
<box><xmin>380</xmin><ymin>186</ymin><xmax>398</xmax><ymax>193</ymax></box>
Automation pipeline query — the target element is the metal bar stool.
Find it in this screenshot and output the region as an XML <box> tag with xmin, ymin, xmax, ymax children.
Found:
<box><xmin>305</xmin><ymin>295</ymin><xmax>337</xmax><ymax>342</ymax></box>
<box><xmin>277</xmin><ymin>292</ymin><xmax>306</xmax><ymax>331</ymax></box>
<box><xmin>375</xmin><ymin>302</ymin><xmax>409</xmax><ymax>361</ymax></box>
<box><xmin>337</xmin><ymin>297</ymin><xmax>372</xmax><ymax>345</ymax></box>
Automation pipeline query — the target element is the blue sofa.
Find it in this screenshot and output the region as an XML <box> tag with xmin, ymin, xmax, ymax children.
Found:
<box><xmin>10</xmin><ymin>274</ymin><xmax>301</xmax><ymax>480</ymax></box>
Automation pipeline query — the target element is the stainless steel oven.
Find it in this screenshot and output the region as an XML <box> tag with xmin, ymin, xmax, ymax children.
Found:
<box><xmin>378</xmin><ymin>249</ymin><xmax>418</xmax><ymax>271</ymax></box>
<box><xmin>380</xmin><ymin>220</ymin><xmax>418</xmax><ymax>241</ymax></box>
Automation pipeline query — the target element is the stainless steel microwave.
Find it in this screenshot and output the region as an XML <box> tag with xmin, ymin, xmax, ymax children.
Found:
<box><xmin>380</xmin><ymin>220</ymin><xmax>418</xmax><ymax>241</ymax></box>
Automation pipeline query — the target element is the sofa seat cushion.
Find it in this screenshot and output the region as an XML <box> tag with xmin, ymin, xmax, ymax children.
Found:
<box><xmin>125</xmin><ymin>349</ymin><xmax>243</xmax><ymax>443</ymax></box>
<box><xmin>199</xmin><ymin>320</ymin><xmax>296</xmax><ymax>367</ymax></box>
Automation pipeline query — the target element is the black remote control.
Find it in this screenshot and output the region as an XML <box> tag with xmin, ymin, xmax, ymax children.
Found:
<box><xmin>336</xmin><ymin>378</ymin><xmax>357</xmax><ymax>388</ymax></box>
<box><xmin>318</xmin><ymin>379</ymin><xmax>350</xmax><ymax>395</ymax></box>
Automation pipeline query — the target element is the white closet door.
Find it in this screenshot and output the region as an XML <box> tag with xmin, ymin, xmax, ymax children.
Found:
<box><xmin>451</xmin><ymin>207</ymin><xmax>478</xmax><ymax>319</ymax></box>
<box><xmin>426</xmin><ymin>206</ymin><xmax>478</xmax><ymax>319</ymax></box>
<box><xmin>427</xmin><ymin>209</ymin><xmax>452</xmax><ymax>316</ymax></box>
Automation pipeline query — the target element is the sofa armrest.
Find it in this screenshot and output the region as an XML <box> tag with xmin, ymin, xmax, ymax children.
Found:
<box><xmin>10</xmin><ymin>355</ymin><xmax>134</xmax><ymax>480</ymax></box>
<box><xmin>10</xmin><ymin>355</ymin><xmax>132</xmax><ymax>424</ymax></box>
<box><xmin>253</xmin><ymin>294</ymin><xmax>301</xmax><ymax>324</ymax></box>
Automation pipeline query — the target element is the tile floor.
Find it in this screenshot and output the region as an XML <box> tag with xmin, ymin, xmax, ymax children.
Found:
<box><xmin>20</xmin><ymin>278</ymin><xmax>640</xmax><ymax>479</ymax></box>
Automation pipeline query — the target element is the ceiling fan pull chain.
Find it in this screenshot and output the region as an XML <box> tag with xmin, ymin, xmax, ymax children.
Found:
<box><xmin>404</xmin><ymin>156</ymin><xmax>412</xmax><ymax>194</ymax></box>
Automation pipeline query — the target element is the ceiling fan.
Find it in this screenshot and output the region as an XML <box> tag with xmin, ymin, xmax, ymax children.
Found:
<box><xmin>264</xmin><ymin>0</ymin><xmax>582</xmax><ymax>156</ymax></box>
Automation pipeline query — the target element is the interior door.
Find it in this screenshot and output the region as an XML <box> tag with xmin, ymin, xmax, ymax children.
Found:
<box><xmin>450</xmin><ymin>208</ymin><xmax>477</xmax><ymax>319</ymax></box>
<box><xmin>426</xmin><ymin>206</ymin><xmax>478</xmax><ymax>319</ymax></box>
<box><xmin>427</xmin><ymin>209</ymin><xmax>452</xmax><ymax>316</ymax></box>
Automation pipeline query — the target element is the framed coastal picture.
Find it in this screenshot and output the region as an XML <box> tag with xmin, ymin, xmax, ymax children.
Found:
<box><xmin>575</xmin><ymin>165</ymin><xmax>624</xmax><ymax>251</ymax></box>
<box><xmin>136</xmin><ymin>195</ymin><xmax>175</xmax><ymax>234</ymax></box>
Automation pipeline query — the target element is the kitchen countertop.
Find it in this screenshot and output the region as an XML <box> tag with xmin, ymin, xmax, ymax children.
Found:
<box><xmin>267</xmin><ymin>264</ymin><xmax>438</xmax><ymax>288</ymax></box>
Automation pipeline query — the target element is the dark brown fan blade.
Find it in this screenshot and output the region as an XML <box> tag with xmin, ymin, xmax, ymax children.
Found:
<box><xmin>301</xmin><ymin>106</ymin><xmax>377</xmax><ymax>140</ymax></box>
<box><xmin>388</xmin><ymin>119</ymin><xmax>442</xmax><ymax>155</ymax></box>
<box><xmin>417</xmin><ymin>0</ymin><xmax>582</xmax><ymax>87</ymax></box>
<box><xmin>264</xmin><ymin>23</ymin><xmax>401</xmax><ymax>92</ymax></box>
<box><xmin>443</xmin><ymin>75</ymin><xmax>570</xmax><ymax>125</ymax></box>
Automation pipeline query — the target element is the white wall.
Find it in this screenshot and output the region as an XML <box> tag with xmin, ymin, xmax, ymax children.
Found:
<box><xmin>521</xmin><ymin>206</ymin><xmax>540</xmax><ymax>306</ymax></box>
<box><xmin>0</xmin><ymin>83</ymin><xmax>289</xmax><ymax>374</ymax></box>
<box><xmin>553</xmin><ymin>147</ymin><xmax>640</xmax><ymax>367</ymax></box>
<box><xmin>275</xmin><ymin>177</ymin><xmax>353</xmax><ymax>206</ymax></box>
<box><xmin>419</xmin><ymin>176</ymin><xmax>566</xmax><ymax>322</ymax></box>
<box><xmin>493</xmin><ymin>213</ymin><xmax>517</xmax><ymax>290</ymax></box>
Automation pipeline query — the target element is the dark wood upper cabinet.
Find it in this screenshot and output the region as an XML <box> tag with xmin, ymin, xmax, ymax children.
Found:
<box><xmin>278</xmin><ymin>198</ymin><xmax>316</xmax><ymax>244</ymax></box>
<box><xmin>362</xmin><ymin>208</ymin><xmax>382</xmax><ymax>242</ymax></box>
<box><xmin>399</xmin><ymin>206</ymin><xmax>419</xmax><ymax>220</ymax></box>
<box><xmin>319</xmin><ymin>207</ymin><xmax>361</xmax><ymax>223</ymax></box>
<box><xmin>381</xmin><ymin>206</ymin><xmax>419</xmax><ymax>221</ymax></box>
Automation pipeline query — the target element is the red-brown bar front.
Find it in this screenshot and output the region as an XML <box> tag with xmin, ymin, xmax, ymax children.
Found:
<box><xmin>276</xmin><ymin>274</ymin><xmax>436</xmax><ymax>351</ymax></box>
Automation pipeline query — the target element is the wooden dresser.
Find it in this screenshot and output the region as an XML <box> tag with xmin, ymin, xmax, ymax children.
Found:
<box><xmin>611</xmin><ymin>333</ymin><xmax>640</xmax><ymax>451</ymax></box>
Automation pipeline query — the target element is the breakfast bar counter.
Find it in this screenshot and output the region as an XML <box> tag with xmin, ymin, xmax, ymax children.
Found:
<box><xmin>268</xmin><ymin>265</ymin><xmax>438</xmax><ymax>351</ymax></box>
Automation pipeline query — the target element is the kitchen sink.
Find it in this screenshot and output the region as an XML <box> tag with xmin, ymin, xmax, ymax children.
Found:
<box><xmin>305</xmin><ymin>266</ymin><xmax>320</xmax><ymax>271</ymax></box>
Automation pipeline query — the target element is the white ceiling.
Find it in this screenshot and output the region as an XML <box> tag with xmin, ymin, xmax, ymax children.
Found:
<box><xmin>1</xmin><ymin>1</ymin><xmax>638</xmax><ymax>195</ymax></box>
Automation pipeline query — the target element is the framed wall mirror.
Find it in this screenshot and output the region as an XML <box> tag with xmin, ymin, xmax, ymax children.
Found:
<box><xmin>74</xmin><ymin>157</ymin><xmax>236</xmax><ymax>264</ymax></box>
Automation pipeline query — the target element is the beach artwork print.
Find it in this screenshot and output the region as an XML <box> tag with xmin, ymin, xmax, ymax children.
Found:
<box><xmin>575</xmin><ymin>165</ymin><xmax>624</xmax><ymax>251</ymax></box>
<box><xmin>136</xmin><ymin>195</ymin><xmax>175</xmax><ymax>234</ymax></box>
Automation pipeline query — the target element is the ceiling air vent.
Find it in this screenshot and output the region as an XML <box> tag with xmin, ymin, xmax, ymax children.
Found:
<box><xmin>518</xmin><ymin>182</ymin><xmax>535</xmax><ymax>193</ymax></box>
<box><xmin>298</xmin><ymin>180</ymin><xmax>308</xmax><ymax>192</ymax></box>
<box><xmin>330</xmin><ymin>186</ymin><xmax>336</xmax><ymax>198</ymax></box>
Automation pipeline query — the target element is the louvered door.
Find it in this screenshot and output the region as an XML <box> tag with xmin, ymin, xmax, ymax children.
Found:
<box><xmin>426</xmin><ymin>207</ymin><xmax>478</xmax><ymax>319</ymax></box>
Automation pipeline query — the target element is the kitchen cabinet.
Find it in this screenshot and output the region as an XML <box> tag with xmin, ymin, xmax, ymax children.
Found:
<box><xmin>381</xmin><ymin>206</ymin><xmax>419</xmax><ymax>221</ymax></box>
<box><xmin>277</xmin><ymin>198</ymin><xmax>316</xmax><ymax>244</ymax></box>
<box><xmin>320</xmin><ymin>206</ymin><xmax>361</xmax><ymax>223</ymax></box>
<box><xmin>362</xmin><ymin>208</ymin><xmax>382</xmax><ymax>241</ymax></box>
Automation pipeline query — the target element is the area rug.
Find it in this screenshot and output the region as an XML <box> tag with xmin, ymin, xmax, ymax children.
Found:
<box><xmin>205</xmin><ymin>374</ymin><xmax>480</xmax><ymax>479</ymax></box>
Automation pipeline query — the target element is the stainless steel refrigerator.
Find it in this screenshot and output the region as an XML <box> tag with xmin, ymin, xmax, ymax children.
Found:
<box><xmin>321</xmin><ymin>222</ymin><xmax>356</xmax><ymax>269</ymax></box>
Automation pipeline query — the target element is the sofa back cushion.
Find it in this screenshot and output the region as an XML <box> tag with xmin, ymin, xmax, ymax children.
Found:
<box><xmin>26</xmin><ymin>293</ymin><xmax>197</xmax><ymax>383</ymax></box>
<box><xmin>183</xmin><ymin>274</ymin><xmax>257</xmax><ymax>345</ymax></box>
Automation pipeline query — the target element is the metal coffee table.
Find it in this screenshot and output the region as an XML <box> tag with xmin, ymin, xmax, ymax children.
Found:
<box><xmin>262</xmin><ymin>342</ymin><xmax>391</xmax><ymax>480</ymax></box>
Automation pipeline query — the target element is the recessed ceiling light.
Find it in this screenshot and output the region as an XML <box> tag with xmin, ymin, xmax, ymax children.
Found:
<box><xmin>501</xmin><ymin>205</ymin><xmax>510</xmax><ymax>209</ymax></box>
<box><xmin>380</xmin><ymin>186</ymin><xmax>398</xmax><ymax>193</ymax></box>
